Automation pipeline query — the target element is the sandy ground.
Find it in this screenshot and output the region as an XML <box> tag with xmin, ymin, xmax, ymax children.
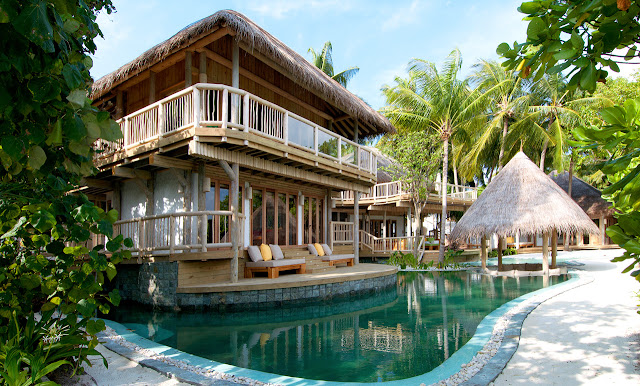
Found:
<box><xmin>493</xmin><ymin>249</ymin><xmax>640</xmax><ymax>385</ymax></box>
<box><xmin>83</xmin><ymin>344</ymin><xmax>189</xmax><ymax>386</ymax></box>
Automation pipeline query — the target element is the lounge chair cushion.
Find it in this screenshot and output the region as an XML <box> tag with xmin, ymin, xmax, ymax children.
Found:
<box><xmin>247</xmin><ymin>246</ymin><xmax>262</xmax><ymax>263</ymax></box>
<box><xmin>245</xmin><ymin>258</ymin><xmax>306</xmax><ymax>268</ymax></box>
<box><xmin>314</xmin><ymin>243</ymin><xmax>325</xmax><ymax>256</ymax></box>
<box><xmin>270</xmin><ymin>244</ymin><xmax>284</xmax><ymax>260</ymax></box>
<box><xmin>322</xmin><ymin>254</ymin><xmax>354</xmax><ymax>261</ymax></box>
<box><xmin>321</xmin><ymin>243</ymin><xmax>332</xmax><ymax>256</ymax></box>
<box><xmin>260</xmin><ymin>244</ymin><xmax>272</xmax><ymax>261</ymax></box>
<box><xmin>307</xmin><ymin>244</ymin><xmax>318</xmax><ymax>256</ymax></box>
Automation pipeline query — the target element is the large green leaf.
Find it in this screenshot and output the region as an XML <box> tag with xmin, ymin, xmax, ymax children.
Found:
<box><xmin>606</xmin><ymin>225</ymin><xmax>631</xmax><ymax>245</ymax></box>
<box><xmin>28</xmin><ymin>77</ymin><xmax>61</xmax><ymax>103</ymax></box>
<box><xmin>31</xmin><ymin>210</ymin><xmax>56</xmax><ymax>232</ymax></box>
<box><xmin>527</xmin><ymin>17</ymin><xmax>547</xmax><ymax>41</ymax></box>
<box><xmin>12</xmin><ymin>1</ymin><xmax>53</xmax><ymax>44</ymax></box>
<box><xmin>28</xmin><ymin>145</ymin><xmax>46</xmax><ymax>170</ymax></box>
<box><xmin>76</xmin><ymin>299</ymin><xmax>96</xmax><ymax>317</ymax></box>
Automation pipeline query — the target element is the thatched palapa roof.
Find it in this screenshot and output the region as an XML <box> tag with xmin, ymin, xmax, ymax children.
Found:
<box><xmin>450</xmin><ymin>152</ymin><xmax>599</xmax><ymax>241</ymax></box>
<box><xmin>91</xmin><ymin>10</ymin><xmax>395</xmax><ymax>135</ymax></box>
<box><xmin>549</xmin><ymin>171</ymin><xmax>615</xmax><ymax>218</ymax></box>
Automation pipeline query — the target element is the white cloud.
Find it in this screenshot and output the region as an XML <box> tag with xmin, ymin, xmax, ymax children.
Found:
<box><xmin>381</xmin><ymin>0</ymin><xmax>425</xmax><ymax>31</ymax></box>
<box><xmin>245</xmin><ymin>0</ymin><xmax>353</xmax><ymax>19</ymax></box>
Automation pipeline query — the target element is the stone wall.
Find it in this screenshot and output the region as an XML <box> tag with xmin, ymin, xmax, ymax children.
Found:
<box><xmin>111</xmin><ymin>263</ymin><xmax>397</xmax><ymax>312</ymax></box>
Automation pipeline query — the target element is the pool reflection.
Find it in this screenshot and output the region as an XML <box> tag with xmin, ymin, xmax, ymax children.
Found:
<box><xmin>108</xmin><ymin>272</ymin><xmax>568</xmax><ymax>382</ymax></box>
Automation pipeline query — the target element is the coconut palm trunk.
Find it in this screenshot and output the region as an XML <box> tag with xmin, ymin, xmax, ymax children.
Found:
<box><xmin>439</xmin><ymin>135</ymin><xmax>449</xmax><ymax>263</ymax></box>
<box><xmin>539</xmin><ymin>137</ymin><xmax>549</xmax><ymax>169</ymax></box>
<box><xmin>497</xmin><ymin>118</ymin><xmax>509</xmax><ymax>172</ymax></box>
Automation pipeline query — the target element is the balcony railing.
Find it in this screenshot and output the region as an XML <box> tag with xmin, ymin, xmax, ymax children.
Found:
<box><xmin>339</xmin><ymin>181</ymin><xmax>479</xmax><ymax>203</ymax></box>
<box><xmin>94</xmin><ymin>83</ymin><xmax>377</xmax><ymax>175</ymax></box>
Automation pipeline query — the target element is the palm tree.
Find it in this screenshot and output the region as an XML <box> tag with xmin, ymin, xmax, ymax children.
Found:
<box><xmin>528</xmin><ymin>74</ymin><xmax>611</xmax><ymax>172</ymax></box>
<box><xmin>381</xmin><ymin>49</ymin><xmax>487</xmax><ymax>262</ymax></box>
<box><xmin>459</xmin><ymin>60</ymin><xmax>533</xmax><ymax>181</ymax></box>
<box><xmin>308</xmin><ymin>41</ymin><xmax>359</xmax><ymax>88</ymax></box>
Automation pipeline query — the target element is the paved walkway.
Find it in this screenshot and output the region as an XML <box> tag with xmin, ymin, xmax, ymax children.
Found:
<box><xmin>493</xmin><ymin>249</ymin><xmax>640</xmax><ymax>385</ymax></box>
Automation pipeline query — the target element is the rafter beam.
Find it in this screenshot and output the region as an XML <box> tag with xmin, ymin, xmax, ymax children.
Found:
<box><xmin>111</xmin><ymin>166</ymin><xmax>151</xmax><ymax>180</ymax></box>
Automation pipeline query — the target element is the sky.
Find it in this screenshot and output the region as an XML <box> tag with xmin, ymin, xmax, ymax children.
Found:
<box><xmin>90</xmin><ymin>0</ymin><xmax>636</xmax><ymax>111</ymax></box>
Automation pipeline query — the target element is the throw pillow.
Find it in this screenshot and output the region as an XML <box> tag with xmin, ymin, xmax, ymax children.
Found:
<box><xmin>270</xmin><ymin>244</ymin><xmax>284</xmax><ymax>260</ymax></box>
<box><xmin>247</xmin><ymin>246</ymin><xmax>262</xmax><ymax>263</ymax></box>
<box><xmin>260</xmin><ymin>244</ymin><xmax>273</xmax><ymax>261</ymax></box>
<box><xmin>314</xmin><ymin>243</ymin><xmax>325</xmax><ymax>256</ymax></box>
<box><xmin>321</xmin><ymin>243</ymin><xmax>332</xmax><ymax>256</ymax></box>
<box><xmin>307</xmin><ymin>244</ymin><xmax>318</xmax><ymax>256</ymax></box>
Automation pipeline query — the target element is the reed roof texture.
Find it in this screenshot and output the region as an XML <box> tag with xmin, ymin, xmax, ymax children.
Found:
<box><xmin>450</xmin><ymin>152</ymin><xmax>599</xmax><ymax>241</ymax></box>
<box><xmin>549</xmin><ymin>171</ymin><xmax>615</xmax><ymax>218</ymax></box>
<box><xmin>91</xmin><ymin>10</ymin><xmax>395</xmax><ymax>135</ymax></box>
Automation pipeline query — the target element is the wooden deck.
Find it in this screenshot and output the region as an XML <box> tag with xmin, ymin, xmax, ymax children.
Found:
<box><xmin>177</xmin><ymin>263</ymin><xmax>397</xmax><ymax>293</ymax></box>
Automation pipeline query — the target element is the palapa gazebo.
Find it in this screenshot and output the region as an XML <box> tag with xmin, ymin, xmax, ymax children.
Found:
<box><xmin>450</xmin><ymin>152</ymin><xmax>599</xmax><ymax>274</ymax></box>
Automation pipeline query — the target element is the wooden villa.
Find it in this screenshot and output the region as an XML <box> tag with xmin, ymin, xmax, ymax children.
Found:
<box><xmin>85</xmin><ymin>10</ymin><xmax>399</xmax><ymax>308</ymax></box>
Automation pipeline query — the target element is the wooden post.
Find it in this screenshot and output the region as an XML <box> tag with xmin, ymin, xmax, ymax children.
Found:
<box><xmin>353</xmin><ymin>121</ymin><xmax>359</xmax><ymax>143</ymax></box>
<box><xmin>220</xmin><ymin>160</ymin><xmax>239</xmax><ymax>283</ymax></box>
<box><xmin>115</xmin><ymin>90</ymin><xmax>124</xmax><ymax>119</ymax></box>
<box><xmin>149</xmin><ymin>71</ymin><xmax>156</xmax><ymax>104</ymax></box>
<box><xmin>551</xmin><ymin>229</ymin><xmax>557</xmax><ymax>269</ymax></box>
<box><xmin>199</xmin><ymin>52</ymin><xmax>207</xmax><ymax>83</ymax></box>
<box><xmin>169</xmin><ymin>215</ymin><xmax>176</xmax><ymax>254</ymax></box>
<box><xmin>542</xmin><ymin>232</ymin><xmax>549</xmax><ymax>275</ymax></box>
<box><xmin>599</xmin><ymin>216</ymin><xmax>606</xmax><ymax>245</ymax></box>
<box><xmin>185</xmin><ymin>51</ymin><xmax>193</xmax><ymax>87</ymax></box>
<box><xmin>112</xmin><ymin>182</ymin><xmax>121</xmax><ymax>218</ymax></box>
<box><xmin>481</xmin><ymin>236</ymin><xmax>487</xmax><ymax>272</ymax></box>
<box><xmin>354</xmin><ymin>191</ymin><xmax>360</xmax><ymax>264</ymax></box>
<box><xmin>382</xmin><ymin>211</ymin><xmax>387</xmax><ymax>238</ymax></box>
<box><xmin>231</xmin><ymin>39</ymin><xmax>239</xmax><ymax>125</ymax></box>
<box><xmin>197</xmin><ymin>162</ymin><xmax>206</xmax><ymax>249</ymax></box>
<box><xmin>497</xmin><ymin>236</ymin><xmax>503</xmax><ymax>271</ymax></box>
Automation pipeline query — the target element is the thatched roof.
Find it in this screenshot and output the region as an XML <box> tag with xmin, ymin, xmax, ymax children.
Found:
<box><xmin>450</xmin><ymin>152</ymin><xmax>599</xmax><ymax>241</ymax></box>
<box><xmin>549</xmin><ymin>171</ymin><xmax>615</xmax><ymax>218</ymax></box>
<box><xmin>91</xmin><ymin>10</ymin><xmax>395</xmax><ymax>135</ymax></box>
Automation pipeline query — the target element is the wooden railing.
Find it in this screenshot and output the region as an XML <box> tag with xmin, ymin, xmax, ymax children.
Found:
<box><xmin>94</xmin><ymin>83</ymin><xmax>377</xmax><ymax>175</ymax></box>
<box><xmin>339</xmin><ymin>181</ymin><xmax>478</xmax><ymax>203</ymax></box>
<box><xmin>360</xmin><ymin>230</ymin><xmax>435</xmax><ymax>253</ymax></box>
<box><xmin>329</xmin><ymin>221</ymin><xmax>354</xmax><ymax>249</ymax></box>
<box><xmin>106</xmin><ymin>211</ymin><xmax>242</xmax><ymax>256</ymax></box>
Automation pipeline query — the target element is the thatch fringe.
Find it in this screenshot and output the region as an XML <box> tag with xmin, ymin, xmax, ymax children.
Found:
<box><xmin>450</xmin><ymin>152</ymin><xmax>600</xmax><ymax>241</ymax></box>
<box><xmin>91</xmin><ymin>10</ymin><xmax>395</xmax><ymax>134</ymax></box>
<box><xmin>549</xmin><ymin>171</ymin><xmax>615</xmax><ymax>218</ymax></box>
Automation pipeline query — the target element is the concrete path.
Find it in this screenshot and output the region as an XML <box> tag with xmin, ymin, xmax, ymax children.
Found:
<box><xmin>493</xmin><ymin>249</ymin><xmax>640</xmax><ymax>385</ymax></box>
<box><xmin>83</xmin><ymin>344</ymin><xmax>189</xmax><ymax>386</ymax></box>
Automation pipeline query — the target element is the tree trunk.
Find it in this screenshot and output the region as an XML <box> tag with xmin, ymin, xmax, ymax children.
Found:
<box><xmin>497</xmin><ymin>118</ymin><xmax>509</xmax><ymax>172</ymax></box>
<box><xmin>438</xmin><ymin>137</ymin><xmax>449</xmax><ymax>263</ymax></box>
<box><xmin>539</xmin><ymin>137</ymin><xmax>549</xmax><ymax>170</ymax></box>
<box><xmin>564</xmin><ymin>156</ymin><xmax>574</xmax><ymax>252</ymax></box>
<box><xmin>452</xmin><ymin>144</ymin><xmax>460</xmax><ymax>193</ymax></box>
<box><xmin>413</xmin><ymin>201</ymin><xmax>421</xmax><ymax>259</ymax></box>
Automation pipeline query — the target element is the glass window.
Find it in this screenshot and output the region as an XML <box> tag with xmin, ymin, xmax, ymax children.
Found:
<box><xmin>252</xmin><ymin>189</ymin><xmax>263</xmax><ymax>246</ymax></box>
<box><xmin>278</xmin><ymin>193</ymin><xmax>287</xmax><ymax>245</ymax></box>
<box><xmin>265</xmin><ymin>191</ymin><xmax>275</xmax><ymax>245</ymax></box>
<box><xmin>289</xmin><ymin>195</ymin><xmax>297</xmax><ymax>246</ymax></box>
<box><xmin>288</xmin><ymin>117</ymin><xmax>314</xmax><ymax>149</ymax></box>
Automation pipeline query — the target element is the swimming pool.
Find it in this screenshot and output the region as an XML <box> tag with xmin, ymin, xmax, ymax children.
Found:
<box><xmin>107</xmin><ymin>272</ymin><xmax>569</xmax><ymax>382</ymax></box>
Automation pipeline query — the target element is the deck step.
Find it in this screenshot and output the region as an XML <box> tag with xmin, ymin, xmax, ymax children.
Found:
<box><xmin>308</xmin><ymin>265</ymin><xmax>337</xmax><ymax>274</ymax></box>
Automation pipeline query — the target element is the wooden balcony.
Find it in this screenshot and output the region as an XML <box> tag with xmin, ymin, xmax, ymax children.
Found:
<box><xmin>335</xmin><ymin>181</ymin><xmax>479</xmax><ymax>209</ymax></box>
<box><xmin>93</xmin><ymin>83</ymin><xmax>377</xmax><ymax>190</ymax></box>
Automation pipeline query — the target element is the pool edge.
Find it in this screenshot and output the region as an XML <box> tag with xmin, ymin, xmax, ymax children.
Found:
<box><xmin>99</xmin><ymin>271</ymin><xmax>590</xmax><ymax>386</ymax></box>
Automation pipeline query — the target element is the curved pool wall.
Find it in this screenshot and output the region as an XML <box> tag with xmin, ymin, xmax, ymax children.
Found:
<box><xmin>111</xmin><ymin>262</ymin><xmax>397</xmax><ymax>311</ymax></box>
<box><xmin>102</xmin><ymin>272</ymin><xmax>581</xmax><ymax>385</ymax></box>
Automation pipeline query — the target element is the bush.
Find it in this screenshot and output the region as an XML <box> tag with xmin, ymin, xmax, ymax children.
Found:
<box><xmin>488</xmin><ymin>247</ymin><xmax>518</xmax><ymax>257</ymax></box>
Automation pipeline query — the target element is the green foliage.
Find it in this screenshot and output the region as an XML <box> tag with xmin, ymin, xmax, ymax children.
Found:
<box><xmin>386</xmin><ymin>251</ymin><xmax>434</xmax><ymax>270</ymax></box>
<box><xmin>0</xmin><ymin>0</ymin><xmax>130</xmax><ymax>382</ymax></box>
<box><xmin>498</xmin><ymin>0</ymin><xmax>640</xmax><ymax>91</ymax></box>
<box><xmin>574</xmin><ymin>98</ymin><xmax>640</xmax><ymax>286</ymax></box>
<box><xmin>308</xmin><ymin>41</ymin><xmax>359</xmax><ymax>88</ymax></box>
<box><xmin>488</xmin><ymin>247</ymin><xmax>518</xmax><ymax>258</ymax></box>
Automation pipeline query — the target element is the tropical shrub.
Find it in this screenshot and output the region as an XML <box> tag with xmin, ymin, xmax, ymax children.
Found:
<box><xmin>0</xmin><ymin>0</ymin><xmax>130</xmax><ymax>382</ymax></box>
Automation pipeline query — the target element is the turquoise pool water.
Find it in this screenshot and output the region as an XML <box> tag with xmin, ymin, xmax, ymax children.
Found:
<box><xmin>108</xmin><ymin>272</ymin><xmax>568</xmax><ymax>382</ymax></box>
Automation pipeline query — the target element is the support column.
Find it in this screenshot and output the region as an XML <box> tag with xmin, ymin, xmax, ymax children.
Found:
<box><xmin>231</xmin><ymin>39</ymin><xmax>240</xmax><ymax>125</ymax></box>
<box><xmin>199</xmin><ymin>52</ymin><xmax>207</xmax><ymax>83</ymax></box>
<box><xmin>220</xmin><ymin>160</ymin><xmax>239</xmax><ymax>283</ymax></box>
<box><xmin>407</xmin><ymin>206</ymin><xmax>412</xmax><ymax>237</ymax></box>
<box><xmin>497</xmin><ymin>236</ymin><xmax>503</xmax><ymax>271</ymax></box>
<box><xmin>514</xmin><ymin>233</ymin><xmax>520</xmax><ymax>250</ymax></box>
<box><xmin>382</xmin><ymin>211</ymin><xmax>387</xmax><ymax>238</ymax></box>
<box><xmin>480</xmin><ymin>236</ymin><xmax>487</xmax><ymax>272</ymax></box>
<box><xmin>551</xmin><ymin>229</ymin><xmax>557</xmax><ymax>269</ymax></box>
<box><xmin>112</xmin><ymin>182</ymin><xmax>121</xmax><ymax>218</ymax></box>
<box><xmin>244</xmin><ymin>182</ymin><xmax>250</xmax><ymax>247</ymax></box>
<box><xmin>599</xmin><ymin>216</ymin><xmax>606</xmax><ymax>245</ymax></box>
<box><xmin>197</xmin><ymin>163</ymin><xmax>206</xmax><ymax>249</ymax></box>
<box><xmin>185</xmin><ymin>51</ymin><xmax>193</xmax><ymax>87</ymax></box>
<box><xmin>149</xmin><ymin>71</ymin><xmax>156</xmax><ymax>104</ymax></box>
<box><xmin>354</xmin><ymin>191</ymin><xmax>360</xmax><ymax>264</ymax></box>
<box><xmin>542</xmin><ymin>231</ymin><xmax>549</xmax><ymax>275</ymax></box>
<box><xmin>297</xmin><ymin>192</ymin><xmax>303</xmax><ymax>245</ymax></box>
<box><xmin>115</xmin><ymin>90</ymin><xmax>124</xmax><ymax>119</ymax></box>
